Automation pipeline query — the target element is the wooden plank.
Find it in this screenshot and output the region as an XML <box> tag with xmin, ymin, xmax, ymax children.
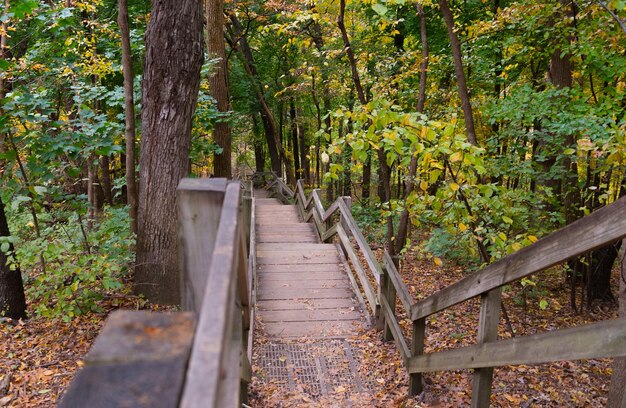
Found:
<box><xmin>336</xmin><ymin>199</ymin><xmax>383</xmax><ymax>279</ymax></box>
<box><xmin>59</xmin><ymin>311</ymin><xmax>195</xmax><ymax>408</ymax></box>
<box><xmin>379</xmin><ymin>295</ymin><xmax>410</xmax><ymax>361</ymax></box>
<box><xmin>258</xmin><ymin>309</ymin><xmax>362</xmax><ymax>322</ymax></box>
<box><xmin>337</xmin><ymin>225</ymin><xmax>378</xmax><ymax>315</ymax></box>
<box><xmin>411</xmin><ymin>195</ymin><xmax>626</xmax><ymax>321</ymax></box>
<box><xmin>257</xmin><ymin>243</ymin><xmax>336</xmax><ymax>251</ymax></box>
<box><xmin>259</xmin><ymin>279</ymin><xmax>350</xmax><ymax>290</ymax></box>
<box><xmin>409</xmin><ymin>318</ymin><xmax>426</xmax><ymax>396</ymax></box>
<box><xmin>257</xmin><ymin>298</ymin><xmax>357</xmax><ymax>310</ymax></box>
<box><xmin>407</xmin><ymin>318</ymin><xmax>626</xmax><ymax>374</ymax></box>
<box><xmin>335</xmin><ymin>243</ymin><xmax>369</xmax><ymax>321</ymax></box>
<box><xmin>383</xmin><ymin>250</ymin><xmax>413</xmax><ymax>316</ymax></box>
<box><xmin>181</xmin><ymin>182</ymin><xmax>243</xmax><ymax>408</ymax></box>
<box><xmin>257</xmin><ymin>253</ymin><xmax>340</xmax><ymax>265</ymax></box>
<box><xmin>257</xmin><ymin>249</ymin><xmax>335</xmax><ymax>257</ymax></box>
<box><xmin>256</xmin><ymin>235</ymin><xmax>319</xmax><ymax>243</ymax></box>
<box><xmin>471</xmin><ymin>288</ymin><xmax>501</xmax><ymax>408</ymax></box>
<box><xmin>177</xmin><ymin>179</ymin><xmax>227</xmax><ymax>312</ymax></box>
<box><xmin>258</xmin><ymin>272</ymin><xmax>346</xmax><ymax>281</ymax></box>
<box><xmin>263</xmin><ymin>320</ymin><xmax>363</xmax><ymax>338</ymax></box>
<box><xmin>257</xmin><ymin>287</ymin><xmax>355</xmax><ymax>300</ymax></box>
<box><xmin>257</xmin><ymin>263</ymin><xmax>342</xmax><ymax>273</ymax></box>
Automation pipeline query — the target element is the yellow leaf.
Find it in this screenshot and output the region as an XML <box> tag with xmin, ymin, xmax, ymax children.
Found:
<box><xmin>449</xmin><ymin>151</ymin><xmax>462</xmax><ymax>162</ymax></box>
<box><xmin>450</xmin><ymin>182</ymin><xmax>459</xmax><ymax>192</ymax></box>
<box><xmin>335</xmin><ymin>386</ymin><xmax>346</xmax><ymax>392</ymax></box>
<box><xmin>459</xmin><ymin>223</ymin><xmax>468</xmax><ymax>232</ymax></box>
<box><xmin>420</xmin><ymin>180</ymin><xmax>428</xmax><ymax>191</ymax></box>
<box><xmin>527</xmin><ymin>235</ymin><xmax>538</xmax><ymax>243</ymax></box>
<box><xmin>434</xmin><ymin>257</ymin><xmax>443</xmax><ymax>266</ymax></box>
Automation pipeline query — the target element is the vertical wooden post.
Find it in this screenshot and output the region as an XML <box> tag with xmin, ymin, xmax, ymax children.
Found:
<box><xmin>409</xmin><ymin>317</ymin><xmax>426</xmax><ymax>396</ymax></box>
<box><xmin>471</xmin><ymin>288</ymin><xmax>501</xmax><ymax>407</ymax></box>
<box><xmin>177</xmin><ymin>178</ymin><xmax>228</xmax><ymax>312</ymax></box>
<box><xmin>341</xmin><ymin>196</ymin><xmax>352</xmax><ymax>238</ymax></box>
<box><xmin>381</xmin><ymin>266</ymin><xmax>397</xmax><ymax>341</ymax></box>
<box><xmin>242</xmin><ymin>181</ymin><xmax>253</xmax><ymax>251</ymax></box>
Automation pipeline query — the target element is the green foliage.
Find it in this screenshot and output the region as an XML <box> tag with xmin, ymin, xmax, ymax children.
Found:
<box><xmin>7</xmin><ymin>204</ymin><xmax>135</xmax><ymax>321</ymax></box>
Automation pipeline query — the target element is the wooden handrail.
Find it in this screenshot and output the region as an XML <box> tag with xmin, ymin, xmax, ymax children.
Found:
<box><xmin>264</xmin><ymin>174</ymin><xmax>626</xmax><ymax>406</ymax></box>
<box><xmin>60</xmin><ymin>179</ymin><xmax>254</xmax><ymax>408</ymax></box>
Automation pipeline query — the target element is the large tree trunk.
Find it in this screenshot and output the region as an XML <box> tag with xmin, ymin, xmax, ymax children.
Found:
<box><xmin>134</xmin><ymin>0</ymin><xmax>204</xmax><ymax>304</ymax></box>
<box><xmin>439</xmin><ymin>0</ymin><xmax>478</xmax><ymax>146</ymax></box>
<box><xmin>0</xmin><ymin>196</ymin><xmax>27</xmax><ymax>319</ymax></box>
<box><xmin>206</xmin><ymin>0</ymin><xmax>232</xmax><ymax>178</ymax></box>
<box><xmin>608</xmin><ymin>239</ymin><xmax>626</xmax><ymax>407</ymax></box>
<box><xmin>118</xmin><ymin>0</ymin><xmax>138</xmax><ymax>234</ymax></box>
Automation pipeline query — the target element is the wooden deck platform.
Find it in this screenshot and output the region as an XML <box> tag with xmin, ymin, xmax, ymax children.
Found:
<box><xmin>254</xmin><ymin>197</ymin><xmax>365</xmax><ymax>339</ymax></box>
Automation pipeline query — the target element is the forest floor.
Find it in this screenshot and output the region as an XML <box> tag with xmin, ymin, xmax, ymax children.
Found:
<box><xmin>0</xmin><ymin>247</ymin><xmax>618</xmax><ymax>407</ymax></box>
<box><xmin>0</xmin><ymin>289</ymin><xmax>171</xmax><ymax>407</ymax></box>
<box><xmin>249</xmin><ymin>245</ymin><xmax>619</xmax><ymax>407</ymax></box>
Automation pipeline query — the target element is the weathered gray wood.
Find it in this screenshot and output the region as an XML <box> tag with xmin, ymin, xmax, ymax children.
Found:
<box><xmin>257</xmin><ymin>263</ymin><xmax>342</xmax><ymax>273</ymax></box>
<box><xmin>337</xmin><ymin>224</ymin><xmax>378</xmax><ymax>315</ymax></box>
<box><xmin>407</xmin><ymin>318</ymin><xmax>626</xmax><ymax>373</ymax></box>
<box><xmin>259</xmin><ymin>279</ymin><xmax>350</xmax><ymax>289</ymax></box>
<box><xmin>177</xmin><ymin>179</ymin><xmax>227</xmax><ymax>312</ymax></box>
<box><xmin>382</xmin><ymin>250</ymin><xmax>413</xmax><ymax>315</ymax></box>
<box><xmin>336</xmin><ymin>242</ymin><xmax>369</xmax><ymax>322</ymax></box>
<box><xmin>381</xmin><ymin>265</ymin><xmax>397</xmax><ymax>342</ymax></box>
<box><xmin>411</xmin><ymin>195</ymin><xmax>626</xmax><ymax>321</ymax></box>
<box><xmin>259</xmin><ymin>272</ymin><xmax>346</xmax><ymax>281</ymax></box>
<box><xmin>257</xmin><ymin>298</ymin><xmax>356</xmax><ymax>310</ymax></box>
<box><xmin>409</xmin><ymin>318</ymin><xmax>425</xmax><ymax>396</ymax></box>
<box><xmin>59</xmin><ymin>311</ymin><xmax>195</xmax><ymax>408</ymax></box>
<box><xmin>380</xmin><ymin>295</ymin><xmax>410</xmax><ymax>361</ymax></box>
<box><xmin>259</xmin><ymin>309</ymin><xmax>362</xmax><ymax>322</ymax></box>
<box><xmin>181</xmin><ymin>182</ymin><xmax>246</xmax><ymax>408</ymax></box>
<box><xmin>471</xmin><ymin>288</ymin><xmax>501</xmax><ymax>408</ymax></box>
<box><xmin>257</xmin><ymin>243</ymin><xmax>335</xmax><ymax>251</ymax></box>
<box><xmin>256</xmin><ymin>235</ymin><xmax>319</xmax><ymax>243</ymax></box>
<box><xmin>257</xmin><ymin>253</ymin><xmax>340</xmax><ymax>265</ymax></box>
<box><xmin>263</xmin><ymin>320</ymin><xmax>363</xmax><ymax>338</ymax></box>
<box><xmin>258</xmin><ymin>287</ymin><xmax>355</xmax><ymax>299</ymax></box>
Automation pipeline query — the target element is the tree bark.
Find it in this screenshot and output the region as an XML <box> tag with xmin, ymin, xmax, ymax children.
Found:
<box><xmin>290</xmin><ymin>100</ymin><xmax>301</xmax><ymax>179</ymax></box>
<box><xmin>394</xmin><ymin>3</ymin><xmax>429</xmax><ymax>258</ymax></box>
<box><xmin>0</xmin><ymin>194</ymin><xmax>27</xmax><ymax>319</ymax></box>
<box><xmin>100</xmin><ymin>155</ymin><xmax>113</xmax><ymax>206</ymax></box>
<box><xmin>134</xmin><ymin>0</ymin><xmax>204</xmax><ymax>304</ymax></box>
<box><xmin>206</xmin><ymin>0</ymin><xmax>232</xmax><ymax>178</ymax></box>
<box><xmin>438</xmin><ymin>0</ymin><xmax>478</xmax><ymax>145</ymax></box>
<box><xmin>118</xmin><ymin>0</ymin><xmax>138</xmax><ymax>234</ymax></box>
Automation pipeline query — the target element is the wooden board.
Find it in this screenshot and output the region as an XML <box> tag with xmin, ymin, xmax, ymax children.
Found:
<box><xmin>258</xmin><ymin>279</ymin><xmax>350</xmax><ymax>290</ymax></box>
<box><xmin>257</xmin><ymin>287</ymin><xmax>354</xmax><ymax>300</ymax></box>
<box><xmin>257</xmin><ymin>263</ymin><xmax>342</xmax><ymax>273</ymax></box>
<box><xmin>262</xmin><ymin>320</ymin><xmax>364</xmax><ymax>338</ymax></box>
<box><xmin>257</xmin><ymin>243</ymin><xmax>336</xmax><ymax>251</ymax></box>
<box><xmin>258</xmin><ymin>272</ymin><xmax>346</xmax><ymax>281</ymax></box>
<box><xmin>256</xmin><ymin>235</ymin><xmax>319</xmax><ymax>243</ymax></box>
<box><xmin>257</xmin><ymin>254</ymin><xmax>340</xmax><ymax>265</ymax></box>
<box><xmin>59</xmin><ymin>311</ymin><xmax>195</xmax><ymax>408</ymax></box>
<box><xmin>257</xmin><ymin>298</ymin><xmax>357</xmax><ymax>310</ymax></box>
<box><xmin>258</xmin><ymin>309</ymin><xmax>362</xmax><ymax>322</ymax></box>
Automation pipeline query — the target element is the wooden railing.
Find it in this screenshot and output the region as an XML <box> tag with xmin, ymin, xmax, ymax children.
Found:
<box><xmin>265</xmin><ymin>174</ymin><xmax>626</xmax><ymax>406</ymax></box>
<box><xmin>60</xmin><ymin>179</ymin><xmax>254</xmax><ymax>408</ymax></box>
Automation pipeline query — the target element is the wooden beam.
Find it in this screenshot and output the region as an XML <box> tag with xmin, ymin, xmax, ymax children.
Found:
<box><xmin>407</xmin><ymin>318</ymin><xmax>626</xmax><ymax>373</ymax></box>
<box><xmin>411</xmin><ymin>196</ymin><xmax>626</xmax><ymax>321</ymax></box>
<box><xmin>382</xmin><ymin>250</ymin><xmax>413</xmax><ymax>316</ymax></box>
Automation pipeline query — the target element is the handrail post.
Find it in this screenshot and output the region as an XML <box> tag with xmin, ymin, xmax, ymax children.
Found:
<box><xmin>380</xmin><ymin>264</ymin><xmax>397</xmax><ymax>342</ymax></box>
<box><xmin>178</xmin><ymin>178</ymin><xmax>228</xmax><ymax>312</ymax></box>
<box><xmin>409</xmin><ymin>318</ymin><xmax>426</xmax><ymax>395</ymax></box>
<box><xmin>471</xmin><ymin>288</ymin><xmax>501</xmax><ymax>407</ymax></box>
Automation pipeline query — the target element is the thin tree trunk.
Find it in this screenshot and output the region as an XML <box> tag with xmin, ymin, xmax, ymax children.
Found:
<box><xmin>135</xmin><ymin>0</ymin><xmax>204</xmax><ymax>304</ymax></box>
<box><xmin>118</xmin><ymin>0</ymin><xmax>138</xmax><ymax>234</ymax></box>
<box><xmin>0</xmin><ymin>196</ymin><xmax>27</xmax><ymax>320</ymax></box>
<box><xmin>206</xmin><ymin>0</ymin><xmax>232</xmax><ymax>178</ymax></box>
<box><xmin>394</xmin><ymin>3</ymin><xmax>429</xmax><ymax>258</ymax></box>
<box><xmin>100</xmin><ymin>155</ymin><xmax>113</xmax><ymax>205</ymax></box>
<box><xmin>298</xmin><ymin>107</ymin><xmax>310</xmax><ymax>183</ymax></box>
<box><xmin>227</xmin><ymin>14</ymin><xmax>294</xmax><ymax>184</ymax></box>
<box><xmin>290</xmin><ymin>100</ymin><xmax>301</xmax><ymax>180</ymax></box>
<box><xmin>439</xmin><ymin>0</ymin><xmax>478</xmax><ymax>145</ymax></box>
